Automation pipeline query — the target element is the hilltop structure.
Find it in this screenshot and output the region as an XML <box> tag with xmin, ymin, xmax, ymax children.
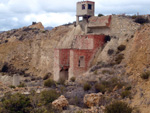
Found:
<box><xmin>53</xmin><ymin>1</ymin><xmax>112</xmax><ymax>81</ymax></box>
<box><xmin>76</xmin><ymin>1</ymin><xmax>95</xmax><ymax>25</ymax></box>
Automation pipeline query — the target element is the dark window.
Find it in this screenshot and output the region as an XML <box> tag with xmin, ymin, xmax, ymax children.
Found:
<box><xmin>82</xmin><ymin>4</ymin><xmax>85</xmax><ymax>10</ymax></box>
<box><xmin>78</xmin><ymin>56</ymin><xmax>85</xmax><ymax>67</ymax></box>
<box><xmin>88</xmin><ymin>4</ymin><xmax>92</xmax><ymax>10</ymax></box>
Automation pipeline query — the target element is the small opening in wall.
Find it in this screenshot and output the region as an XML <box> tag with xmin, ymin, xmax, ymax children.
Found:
<box><xmin>88</xmin><ymin>4</ymin><xmax>92</xmax><ymax>10</ymax></box>
<box><xmin>105</xmin><ymin>35</ymin><xmax>111</xmax><ymax>43</ymax></box>
<box><xmin>78</xmin><ymin>56</ymin><xmax>85</xmax><ymax>67</ymax></box>
<box><xmin>82</xmin><ymin>4</ymin><xmax>85</xmax><ymax>10</ymax></box>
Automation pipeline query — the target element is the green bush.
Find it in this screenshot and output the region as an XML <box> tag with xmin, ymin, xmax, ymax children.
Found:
<box><xmin>9</xmin><ymin>85</ymin><xmax>16</xmax><ymax>89</ymax></box>
<box><xmin>43</xmin><ymin>73</ymin><xmax>51</xmax><ymax>80</ymax></box>
<box><xmin>57</xmin><ymin>78</ymin><xmax>66</xmax><ymax>85</ymax></box>
<box><xmin>121</xmin><ymin>90</ymin><xmax>131</xmax><ymax>99</ymax></box>
<box><xmin>115</xmin><ymin>54</ymin><xmax>124</xmax><ymax>64</ymax></box>
<box><xmin>117</xmin><ymin>45</ymin><xmax>126</xmax><ymax>51</ymax></box>
<box><xmin>140</xmin><ymin>71</ymin><xmax>150</xmax><ymax>80</ymax></box>
<box><xmin>18</xmin><ymin>83</ymin><xmax>26</xmax><ymax>87</ymax></box>
<box><xmin>102</xmin><ymin>70</ymin><xmax>114</xmax><ymax>75</ymax></box>
<box><xmin>83</xmin><ymin>83</ymin><xmax>91</xmax><ymax>91</ymax></box>
<box><xmin>134</xmin><ymin>16</ymin><xmax>149</xmax><ymax>24</ymax></box>
<box><xmin>105</xmin><ymin>101</ymin><xmax>133</xmax><ymax>113</ymax></box>
<box><xmin>1</xmin><ymin>93</ymin><xmax>31</xmax><ymax>113</ymax></box>
<box><xmin>40</xmin><ymin>90</ymin><xmax>60</xmax><ymax>104</ymax></box>
<box><xmin>107</xmin><ymin>49</ymin><xmax>114</xmax><ymax>55</ymax></box>
<box><xmin>95</xmin><ymin>77</ymin><xmax>125</xmax><ymax>93</ymax></box>
<box><xmin>44</xmin><ymin>79</ymin><xmax>56</xmax><ymax>87</ymax></box>
<box><xmin>98</xmin><ymin>14</ymin><xmax>104</xmax><ymax>17</ymax></box>
<box><xmin>125</xmin><ymin>86</ymin><xmax>132</xmax><ymax>90</ymax></box>
<box><xmin>70</xmin><ymin>77</ymin><xmax>76</xmax><ymax>82</ymax></box>
<box><xmin>95</xmin><ymin>83</ymin><xmax>106</xmax><ymax>94</ymax></box>
<box><xmin>94</xmin><ymin>70</ymin><xmax>98</xmax><ymax>75</ymax></box>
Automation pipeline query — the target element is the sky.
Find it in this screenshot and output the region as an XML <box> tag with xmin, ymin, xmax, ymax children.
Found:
<box><xmin>0</xmin><ymin>0</ymin><xmax>150</xmax><ymax>31</ymax></box>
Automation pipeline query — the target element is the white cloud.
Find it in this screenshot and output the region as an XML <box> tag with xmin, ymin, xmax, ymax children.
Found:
<box><xmin>0</xmin><ymin>0</ymin><xmax>150</xmax><ymax>31</ymax></box>
<box><xmin>24</xmin><ymin>13</ymin><xmax>76</xmax><ymax>27</ymax></box>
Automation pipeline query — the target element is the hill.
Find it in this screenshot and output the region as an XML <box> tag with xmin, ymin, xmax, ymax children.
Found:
<box><xmin>45</xmin><ymin>26</ymin><xmax>53</xmax><ymax>30</ymax></box>
<box><xmin>0</xmin><ymin>15</ymin><xmax>150</xmax><ymax>112</ymax></box>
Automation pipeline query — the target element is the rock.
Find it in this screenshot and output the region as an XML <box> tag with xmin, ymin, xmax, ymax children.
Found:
<box><xmin>86</xmin><ymin>106</ymin><xmax>103</xmax><ymax>113</ymax></box>
<box><xmin>29</xmin><ymin>22</ymin><xmax>44</xmax><ymax>30</ymax></box>
<box><xmin>84</xmin><ymin>93</ymin><xmax>103</xmax><ymax>108</ymax></box>
<box><xmin>52</xmin><ymin>95</ymin><xmax>69</xmax><ymax>110</ymax></box>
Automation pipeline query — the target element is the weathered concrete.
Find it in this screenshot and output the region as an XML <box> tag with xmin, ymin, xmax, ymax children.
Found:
<box><xmin>76</xmin><ymin>1</ymin><xmax>95</xmax><ymax>25</ymax></box>
<box><xmin>13</xmin><ymin>74</ymin><xmax>20</xmax><ymax>86</ymax></box>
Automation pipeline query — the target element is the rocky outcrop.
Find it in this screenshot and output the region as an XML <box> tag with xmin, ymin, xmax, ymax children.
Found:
<box><xmin>0</xmin><ymin>25</ymin><xmax>71</xmax><ymax>77</ymax></box>
<box><xmin>83</xmin><ymin>93</ymin><xmax>103</xmax><ymax>108</ymax></box>
<box><xmin>52</xmin><ymin>95</ymin><xmax>69</xmax><ymax>110</ymax></box>
<box><xmin>29</xmin><ymin>22</ymin><xmax>44</xmax><ymax>30</ymax></box>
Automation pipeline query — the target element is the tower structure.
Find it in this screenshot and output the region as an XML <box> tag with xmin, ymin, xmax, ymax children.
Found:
<box><xmin>76</xmin><ymin>1</ymin><xmax>95</xmax><ymax>25</ymax></box>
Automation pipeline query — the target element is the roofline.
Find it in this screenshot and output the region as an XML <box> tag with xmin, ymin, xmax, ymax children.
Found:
<box><xmin>77</xmin><ymin>1</ymin><xmax>95</xmax><ymax>4</ymax></box>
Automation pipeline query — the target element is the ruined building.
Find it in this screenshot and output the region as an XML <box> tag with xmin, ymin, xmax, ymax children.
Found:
<box><xmin>54</xmin><ymin>1</ymin><xmax>111</xmax><ymax>81</ymax></box>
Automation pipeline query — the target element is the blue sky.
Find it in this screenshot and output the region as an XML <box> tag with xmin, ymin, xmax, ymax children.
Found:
<box><xmin>0</xmin><ymin>0</ymin><xmax>150</xmax><ymax>31</ymax></box>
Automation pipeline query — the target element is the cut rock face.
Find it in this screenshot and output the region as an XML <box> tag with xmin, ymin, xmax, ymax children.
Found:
<box><xmin>84</xmin><ymin>93</ymin><xmax>103</xmax><ymax>108</ymax></box>
<box><xmin>52</xmin><ymin>95</ymin><xmax>69</xmax><ymax>110</ymax></box>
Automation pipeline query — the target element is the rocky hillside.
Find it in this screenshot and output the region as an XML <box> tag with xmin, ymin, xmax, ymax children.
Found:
<box><xmin>0</xmin><ymin>15</ymin><xmax>150</xmax><ymax>112</ymax></box>
<box><xmin>0</xmin><ymin>22</ymin><xmax>73</xmax><ymax>77</ymax></box>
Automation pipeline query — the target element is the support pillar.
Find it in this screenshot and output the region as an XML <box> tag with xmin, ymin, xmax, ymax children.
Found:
<box><xmin>76</xmin><ymin>16</ymin><xmax>79</xmax><ymax>25</ymax></box>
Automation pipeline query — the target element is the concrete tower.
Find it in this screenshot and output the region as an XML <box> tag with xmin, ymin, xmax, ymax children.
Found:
<box><xmin>76</xmin><ymin>1</ymin><xmax>95</xmax><ymax>25</ymax></box>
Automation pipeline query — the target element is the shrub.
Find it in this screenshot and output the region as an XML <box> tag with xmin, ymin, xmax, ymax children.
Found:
<box><xmin>70</xmin><ymin>77</ymin><xmax>76</xmax><ymax>82</ymax></box>
<box><xmin>115</xmin><ymin>54</ymin><xmax>124</xmax><ymax>64</ymax></box>
<box><xmin>18</xmin><ymin>83</ymin><xmax>26</xmax><ymax>87</ymax></box>
<box><xmin>96</xmin><ymin>77</ymin><xmax>125</xmax><ymax>93</ymax></box>
<box><xmin>43</xmin><ymin>73</ymin><xmax>52</xmax><ymax>80</ymax></box>
<box><xmin>102</xmin><ymin>70</ymin><xmax>114</xmax><ymax>75</ymax></box>
<box><xmin>107</xmin><ymin>49</ymin><xmax>114</xmax><ymax>55</ymax></box>
<box><xmin>140</xmin><ymin>71</ymin><xmax>150</xmax><ymax>80</ymax></box>
<box><xmin>83</xmin><ymin>83</ymin><xmax>91</xmax><ymax>91</ymax></box>
<box><xmin>57</xmin><ymin>78</ymin><xmax>65</xmax><ymax>85</ymax></box>
<box><xmin>125</xmin><ymin>86</ymin><xmax>132</xmax><ymax>90</ymax></box>
<box><xmin>121</xmin><ymin>90</ymin><xmax>131</xmax><ymax>99</ymax></box>
<box><xmin>94</xmin><ymin>70</ymin><xmax>98</xmax><ymax>75</ymax></box>
<box><xmin>44</xmin><ymin>79</ymin><xmax>56</xmax><ymax>87</ymax></box>
<box><xmin>105</xmin><ymin>101</ymin><xmax>133</xmax><ymax>113</ymax></box>
<box><xmin>117</xmin><ymin>45</ymin><xmax>126</xmax><ymax>51</ymax></box>
<box><xmin>110</xmin><ymin>77</ymin><xmax>125</xmax><ymax>89</ymax></box>
<box><xmin>95</xmin><ymin>83</ymin><xmax>106</xmax><ymax>94</ymax></box>
<box><xmin>1</xmin><ymin>93</ymin><xmax>31</xmax><ymax>113</ymax></box>
<box><xmin>131</xmin><ymin>15</ymin><xmax>137</xmax><ymax>19</ymax></box>
<box><xmin>9</xmin><ymin>85</ymin><xmax>16</xmax><ymax>89</ymax></box>
<box><xmin>134</xmin><ymin>16</ymin><xmax>149</xmax><ymax>24</ymax></box>
<box><xmin>40</xmin><ymin>90</ymin><xmax>60</xmax><ymax>104</ymax></box>
<box><xmin>98</xmin><ymin>14</ymin><xmax>104</xmax><ymax>17</ymax></box>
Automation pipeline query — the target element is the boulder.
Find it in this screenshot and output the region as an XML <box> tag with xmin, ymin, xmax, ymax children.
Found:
<box><xmin>29</xmin><ymin>22</ymin><xmax>44</xmax><ymax>30</ymax></box>
<box><xmin>52</xmin><ymin>95</ymin><xmax>69</xmax><ymax>110</ymax></box>
<box><xmin>86</xmin><ymin>106</ymin><xmax>103</xmax><ymax>113</ymax></box>
<box><xmin>84</xmin><ymin>93</ymin><xmax>103</xmax><ymax>108</ymax></box>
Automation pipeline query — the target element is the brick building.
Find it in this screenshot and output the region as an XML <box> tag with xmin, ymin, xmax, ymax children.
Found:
<box><xmin>53</xmin><ymin>1</ymin><xmax>112</xmax><ymax>81</ymax></box>
<box><xmin>54</xmin><ymin>35</ymin><xmax>106</xmax><ymax>81</ymax></box>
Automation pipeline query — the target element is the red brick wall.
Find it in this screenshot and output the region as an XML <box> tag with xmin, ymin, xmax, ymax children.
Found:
<box><xmin>59</xmin><ymin>49</ymin><xmax>70</xmax><ymax>69</ymax></box>
<box><xmin>54</xmin><ymin>35</ymin><xmax>105</xmax><ymax>79</ymax></box>
<box><xmin>71</xmin><ymin>49</ymin><xmax>93</xmax><ymax>76</ymax></box>
<box><xmin>71</xmin><ymin>35</ymin><xmax>105</xmax><ymax>76</ymax></box>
